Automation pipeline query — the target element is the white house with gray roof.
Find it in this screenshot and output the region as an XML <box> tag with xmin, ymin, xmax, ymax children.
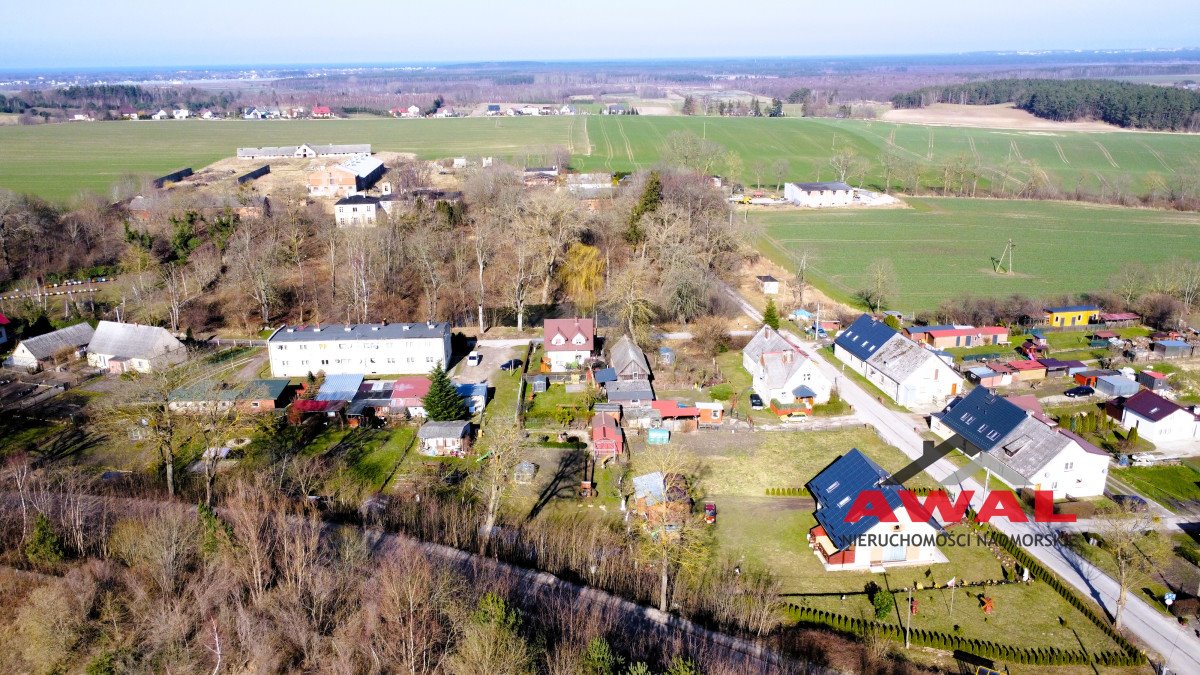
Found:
<box><xmin>87</xmin><ymin>321</ymin><xmax>186</xmax><ymax>373</ymax></box>
<box><xmin>742</xmin><ymin>325</ymin><xmax>831</xmax><ymax>407</ymax></box>
<box><xmin>268</xmin><ymin>322</ymin><xmax>451</xmax><ymax>378</ymax></box>
<box><xmin>834</xmin><ymin>315</ymin><xmax>962</xmax><ymax>409</ymax></box>
<box><xmin>5</xmin><ymin>322</ymin><xmax>95</xmax><ymax>371</ymax></box>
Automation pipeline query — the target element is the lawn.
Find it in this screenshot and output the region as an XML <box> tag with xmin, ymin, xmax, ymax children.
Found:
<box><xmin>523</xmin><ymin>382</ymin><xmax>595</xmax><ymax>429</ymax></box>
<box><xmin>303</xmin><ymin>426</ymin><xmax>417</xmax><ymax>492</ymax></box>
<box><xmin>754</xmin><ymin>197</ymin><xmax>1200</xmax><ymax>311</ymax></box>
<box><xmin>1111</xmin><ymin>464</ymin><xmax>1200</xmax><ymax>512</ymax></box>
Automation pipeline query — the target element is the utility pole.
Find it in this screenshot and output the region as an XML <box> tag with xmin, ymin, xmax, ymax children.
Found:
<box><xmin>905</xmin><ymin>586</ymin><xmax>913</xmax><ymax>649</ymax></box>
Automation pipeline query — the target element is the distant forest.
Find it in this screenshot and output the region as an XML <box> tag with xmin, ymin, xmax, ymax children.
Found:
<box><xmin>890</xmin><ymin>79</ymin><xmax>1200</xmax><ymax>131</ymax></box>
<box><xmin>0</xmin><ymin>85</ymin><xmax>236</xmax><ymax>115</ymax></box>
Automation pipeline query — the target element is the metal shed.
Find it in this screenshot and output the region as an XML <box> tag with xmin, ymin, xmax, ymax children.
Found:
<box><xmin>1095</xmin><ymin>375</ymin><xmax>1139</xmax><ymax>397</ymax></box>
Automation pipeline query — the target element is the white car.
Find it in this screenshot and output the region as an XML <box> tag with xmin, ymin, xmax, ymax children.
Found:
<box><xmin>466</xmin><ymin>351</ymin><xmax>482</xmax><ymax>367</ymax></box>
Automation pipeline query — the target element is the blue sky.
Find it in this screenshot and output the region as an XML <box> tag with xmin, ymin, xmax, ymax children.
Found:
<box><xmin>4</xmin><ymin>0</ymin><xmax>1199</xmax><ymax>69</ymax></box>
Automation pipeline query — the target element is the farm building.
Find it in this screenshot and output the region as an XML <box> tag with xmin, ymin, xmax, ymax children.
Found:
<box><xmin>87</xmin><ymin>321</ymin><xmax>186</xmax><ymax>374</ymax></box>
<box><xmin>742</xmin><ymin>325</ymin><xmax>831</xmax><ymax>412</ymax></box>
<box><xmin>1095</xmin><ymin>374</ymin><xmax>1139</xmax><ymax>397</ymax></box>
<box><xmin>418</xmin><ymin>421</ymin><xmax>471</xmax><ymax>457</ymax></box>
<box><xmin>152</xmin><ymin>168</ymin><xmax>193</xmax><ymax>188</ymax></box>
<box><xmin>756</xmin><ymin>275</ymin><xmax>780</xmax><ymax>295</ymax></box>
<box><xmin>608</xmin><ymin>334</ymin><xmax>651</xmax><ymax>381</ymax></box>
<box><xmin>334</xmin><ymin>195</ymin><xmax>382</xmax><ymax>227</ymax></box>
<box><xmin>542</xmin><ymin>318</ymin><xmax>594</xmax><ymax>372</ymax></box>
<box><xmin>783</xmin><ymin>182</ymin><xmax>854</xmax><ymax>208</ymax></box>
<box><xmin>806</xmin><ymin>449</ymin><xmax>944</xmax><ymax>571</ymax></box>
<box><xmin>4</xmin><ymin>322</ymin><xmax>95</xmax><ymax>371</ymax></box>
<box><xmin>919</xmin><ymin>326</ymin><xmax>1009</xmax><ymax>349</ymax></box>
<box><xmin>311</xmin><ymin>106</ymin><xmax>333</xmax><ymax>118</ymax></box>
<box><xmin>833</xmin><ymin>315</ymin><xmax>963</xmax><ymax>408</ymax></box>
<box><xmin>590</xmin><ymin>412</ymin><xmax>624</xmax><ymax>459</ymax></box>
<box><xmin>1153</xmin><ymin>340</ymin><xmax>1193</xmax><ymax>359</ymax></box>
<box><xmin>267</xmin><ymin>322</ymin><xmax>451</xmax><ymax>378</ymax></box>
<box><xmin>1099</xmin><ymin>312</ymin><xmax>1140</xmax><ymax>327</ymax></box>
<box><xmin>1135</xmin><ymin>370</ymin><xmax>1169</xmax><ymax>391</ymax></box>
<box><xmin>236</xmin><ymin>143</ymin><xmax>372</xmax><ymax>159</ymax></box>
<box><xmin>1043</xmin><ymin>305</ymin><xmax>1099</xmax><ymax>328</ymax></box>
<box><xmin>1114</xmin><ymin>390</ymin><xmax>1199</xmax><ymax>442</ymax></box>
<box><xmin>935</xmin><ymin>387</ymin><xmax>1109</xmax><ymax>498</ymax></box>
<box><xmin>169</xmin><ymin>378</ymin><xmax>293</xmax><ymax>413</ymax></box>
<box><xmin>309</xmin><ymin>155</ymin><xmax>386</xmax><ymax>198</ymax></box>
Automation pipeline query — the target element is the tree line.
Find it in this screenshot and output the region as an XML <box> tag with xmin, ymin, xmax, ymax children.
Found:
<box><xmin>890</xmin><ymin>78</ymin><xmax>1200</xmax><ymax>131</ymax></box>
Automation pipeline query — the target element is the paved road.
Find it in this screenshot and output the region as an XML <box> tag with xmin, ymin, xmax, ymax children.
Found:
<box><xmin>717</xmin><ymin>283</ymin><xmax>1200</xmax><ymax>672</ymax></box>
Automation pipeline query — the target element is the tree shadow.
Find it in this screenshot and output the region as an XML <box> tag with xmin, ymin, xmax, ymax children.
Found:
<box><xmin>527</xmin><ymin>448</ymin><xmax>588</xmax><ymax>520</ymax></box>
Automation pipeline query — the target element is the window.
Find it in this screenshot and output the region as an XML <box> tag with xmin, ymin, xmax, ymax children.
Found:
<box><xmin>827</xmin><ymin>480</ymin><xmax>840</xmax><ymax>492</ymax></box>
<box><xmin>572</xmin><ymin>333</ymin><xmax>586</xmax><ymax>345</ymax></box>
<box><xmin>837</xmin><ymin>496</ymin><xmax>851</xmax><ymax>508</ymax></box>
<box><xmin>1064</xmin><ymin>462</ymin><xmax>1074</xmax><ymax>471</ymax></box>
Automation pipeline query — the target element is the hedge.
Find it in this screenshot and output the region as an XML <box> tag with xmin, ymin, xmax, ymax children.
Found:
<box><xmin>765</xmin><ymin>487</ymin><xmax>810</xmax><ymax>497</ymax></box>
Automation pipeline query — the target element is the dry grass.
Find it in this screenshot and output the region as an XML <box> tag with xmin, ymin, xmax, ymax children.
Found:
<box><xmin>882</xmin><ymin>103</ymin><xmax>1119</xmax><ymax>132</ymax></box>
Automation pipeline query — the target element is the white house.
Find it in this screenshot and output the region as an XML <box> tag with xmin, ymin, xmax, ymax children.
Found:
<box><xmin>542</xmin><ymin>318</ymin><xmax>594</xmax><ymax>372</ymax></box>
<box><xmin>151</xmin><ymin>109</ymin><xmax>170</xmax><ymax>120</ymax></box>
<box><xmin>784</xmin><ymin>182</ymin><xmax>854</xmax><ymax>208</ymax></box>
<box><xmin>4</xmin><ymin>322</ymin><xmax>95</xmax><ymax>371</ymax></box>
<box><xmin>834</xmin><ymin>314</ymin><xmax>963</xmax><ymax>409</ymax></box>
<box><xmin>742</xmin><ymin>326</ymin><xmax>831</xmax><ymax>412</ymax></box>
<box><xmin>172</xmin><ymin>108</ymin><xmax>190</xmax><ymax>120</ymax></box>
<box><xmin>267</xmin><ymin>322</ymin><xmax>451</xmax><ymax>378</ymax></box>
<box><xmin>756</xmin><ymin>275</ymin><xmax>780</xmax><ymax>295</ymax></box>
<box><xmin>87</xmin><ymin>321</ymin><xmax>187</xmax><ymax>374</ymax></box>
<box><xmin>1118</xmin><ymin>390</ymin><xmax>1199</xmax><ymax>442</ymax></box>
<box><xmin>935</xmin><ymin>387</ymin><xmax>1110</xmax><ymax>498</ymax></box>
<box><xmin>334</xmin><ymin>195</ymin><xmax>382</xmax><ymax>227</ymax></box>
<box><xmin>807</xmin><ymin>449</ymin><xmax>944</xmax><ymax>571</ymax></box>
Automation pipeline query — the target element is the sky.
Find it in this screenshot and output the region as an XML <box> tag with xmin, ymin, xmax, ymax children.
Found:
<box><xmin>3</xmin><ymin>0</ymin><xmax>1199</xmax><ymax>69</ymax></box>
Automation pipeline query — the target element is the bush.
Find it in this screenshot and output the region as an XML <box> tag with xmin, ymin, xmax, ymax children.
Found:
<box><xmin>25</xmin><ymin>513</ymin><xmax>64</xmax><ymax>568</ymax></box>
<box><xmin>873</xmin><ymin>589</ymin><xmax>895</xmax><ymax>619</ymax></box>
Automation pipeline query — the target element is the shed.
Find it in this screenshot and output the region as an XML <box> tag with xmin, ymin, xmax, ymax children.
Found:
<box><xmin>593</xmin><ymin>402</ymin><xmax>622</xmax><ymax>421</ymax></box>
<box><xmin>593</xmin><ymin>367</ymin><xmax>617</xmax><ymax>384</ymax></box>
<box><xmin>647</xmin><ymin>428</ymin><xmax>670</xmax><ymax>445</ymax></box>
<box><xmin>658</xmin><ymin>346</ymin><xmax>676</xmax><ymax>365</ymax></box>
<box><xmin>755</xmin><ymin>275</ymin><xmax>780</xmax><ymax>295</ymax></box>
<box><xmin>1074</xmin><ymin>369</ymin><xmax>1116</xmax><ymax>387</ymax></box>
<box><xmin>1095</xmin><ymin>375</ymin><xmax>1139</xmax><ymax>397</ymax></box>
<box><xmin>1153</xmin><ymin>340</ymin><xmax>1192</xmax><ymax>359</ymax></box>
<box><xmin>514</xmin><ymin>461</ymin><xmax>538</xmax><ymax>484</ymax></box>
<box><xmin>1136</xmin><ymin>370</ymin><xmax>1169</xmax><ymax>391</ymax></box>
<box><xmin>531</xmin><ymin>376</ymin><xmax>549</xmax><ymax>393</ymax></box>
<box><xmin>590</xmin><ymin>412</ymin><xmax>624</xmax><ymax>458</ymax></box>
<box><xmin>1036</xmin><ymin>358</ymin><xmax>1071</xmax><ymax>377</ymax></box>
<box><xmin>1007</xmin><ymin>359</ymin><xmax>1046</xmax><ymax>381</ymax></box>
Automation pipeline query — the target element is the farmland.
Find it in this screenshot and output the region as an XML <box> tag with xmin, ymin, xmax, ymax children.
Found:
<box><xmin>5</xmin><ymin>114</ymin><xmax>1200</xmax><ymax>201</ymax></box>
<box><xmin>753</xmin><ymin>197</ymin><xmax>1200</xmax><ymax>311</ymax></box>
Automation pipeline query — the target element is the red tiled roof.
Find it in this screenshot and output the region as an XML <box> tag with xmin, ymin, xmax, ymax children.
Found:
<box><xmin>543</xmin><ymin>318</ymin><xmax>594</xmax><ymax>353</ymax></box>
<box><xmin>651</xmin><ymin>400</ymin><xmax>699</xmax><ymax>418</ymax></box>
<box><xmin>1007</xmin><ymin>360</ymin><xmax>1045</xmax><ymax>371</ymax></box>
<box><xmin>292</xmin><ymin>399</ymin><xmax>343</xmax><ymax>413</ymax></box>
<box><xmin>312</xmin><ymin>105</ymin><xmax>332</xmax><ymax>115</ymax></box>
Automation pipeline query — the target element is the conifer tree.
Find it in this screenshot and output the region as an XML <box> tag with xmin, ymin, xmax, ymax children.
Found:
<box><xmin>763</xmin><ymin>297</ymin><xmax>780</xmax><ymax>330</ymax></box>
<box><xmin>423</xmin><ymin>364</ymin><xmax>469</xmax><ymax>421</ymax></box>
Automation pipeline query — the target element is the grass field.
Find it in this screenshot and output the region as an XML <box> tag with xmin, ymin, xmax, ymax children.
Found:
<box><xmin>6</xmin><ymin>114</ymin><xmax>1200</xmax><ymax>201</ymax></box>
<box><xmin>753</xmin><ymin>197</ymin><xmax>1200</xmax><ymax>311</ymax></box>
<box><xmin>1111</xmin><ymin>463</ymin><xmax>1200</xmax><ymax>513</ymax></box>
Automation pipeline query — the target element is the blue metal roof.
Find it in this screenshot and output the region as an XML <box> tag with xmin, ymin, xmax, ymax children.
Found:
<box><xmin>806</xmin><ymin>449</ymin><xmax>903</xmax><ymax>550</ymax></box>
<box><xmin>834</xmin><ymin>314</ymin><xmax>898</xmax><ymax>362</ymax></box>
<box><xmin>316</xmin><ymin>374</ymin><xmax>365</xmax><ymax>402</ymax></box>
<box><xmin>940</xmin><ymin>387</ymin><xmax>1028</xmax><ymax>452</ymax></box>
<box><xmin>793</xmin><ymin>385</ymin><xmax>817</xmax><ymax>398</ymax></box>
<box><xmin>1045</xmin><ymin>305</ymin><xmax>1099</xmax><ymax>313</ymax></box>
<box><xmin>594</xmin><ymin>367</ymin><xmax>618</xmax><ymax>383</ymax></box>
<box><xmin>791</xmin><ymin>308</ymin><xmax>815</xmax><ymax>319</ymax></box>
<box><xmin>1156</xmin><ymin>340</ymin><xmax>1190</xmax><ymax>348</ymax></box>
<box><xmin>455</xmin><ymin>383</ymin><xmax>488</xmax><ymax>398</ymax></box>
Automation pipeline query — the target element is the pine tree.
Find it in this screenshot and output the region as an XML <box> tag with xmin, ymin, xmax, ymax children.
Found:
<box><xmin>681</xmin><ymin>96</ymin><xmax>696</xmax><ymax>116</ymax></box>
<box><xmin>26</xmin><ymin>513</ymin><xmax>64</xmax><ymax>568</ymax></box>
<box><xmin>1127</xmin><ymin>425</ymin><xmax>1139</xmax><ymax>446</ymax></box>
<box><xmin>625</xmin><ymin>171</ymin><xmax>663</xmax><ymax>245</ymax></box>
<box><xmin>423</xmin><ymin>364</ymin><xmax>469</xmax><ymax>421</ymax></box>
<box><xmin>763</xmin><ymin>298</ymin><xmax>780</xmax><ymax>330</ymax></box>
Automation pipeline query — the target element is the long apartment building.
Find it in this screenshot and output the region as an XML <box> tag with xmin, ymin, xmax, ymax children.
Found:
<box><xmin>267</xmin><ymin>322</ymin><xmax>451</xmax><ymax>378</ymax></box>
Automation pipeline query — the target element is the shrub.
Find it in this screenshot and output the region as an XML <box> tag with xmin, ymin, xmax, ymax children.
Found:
<box><xmin>873</xmin><ymin>590</ymin><xmax>895</xmax><ymax>619</ymax></box>
<box><xmin>25</xmin><ymin>513</ymin><xmax>64</xmax><ymax>568</ymax></box>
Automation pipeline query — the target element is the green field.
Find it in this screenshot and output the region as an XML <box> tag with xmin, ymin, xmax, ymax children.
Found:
<box><xmin>753</xmin><ymin>197</ymin><xmax>1200</xmax><ymax>311</ymax></box>
<box><xmin>6</xmin><ymin>114</ymin><xmax>1200</xmax><ymax>201</ymax></box>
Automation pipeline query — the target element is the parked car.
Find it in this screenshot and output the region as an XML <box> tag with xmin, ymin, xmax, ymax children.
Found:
<box><xmin>466</xmin><ymin>351</ymin><xmax>482</xmax><ymax>366</ymax></box>
<box><xmin>1064</xmin><ymin>385</ymin><xmax>1094</xmax><ymax>398</ymax></box>
<box><xmin>500</xmin><ymin>359</ymin><xmax>522</xmax><ymax>371</ymax></box>
<box><xmin>1112</xmin><ymin>494</ymin><xmax>1148</xmax><ymax>512</ymax></box>
<box><xmin>704</xmin><ymin>502</ymin><xmax>717</xmax><ymax>525</ymax></box>
<box><xmin>749</xmin><ymin>393</ymin><xmax>764</xmax><ymax>410</ymax></box>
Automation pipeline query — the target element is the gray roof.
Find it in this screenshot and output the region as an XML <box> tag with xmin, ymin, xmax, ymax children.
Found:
<box><xmin>609</xmin><ymin>335</ymin><xmax>651</xmax><ymax>379</ymax></box>
<box><xmin>743</xmin><ymin>325</ymin><xmax>794</xmax><ymax>365</ymax></box>
<box><xmin>270</xmin><ymin>322</ymin><xmax>449</xmax><ymax>343</ymax></box>
<box><xmin>759</xmin><ymin>352</ymin><xmax>805</xmax><ymax>391</ymax></box>
<box><xmin>941</xmin><ymin>388</ymin><xmax>1032</xmax><ymax>452</ymax></box>
<box><xmin>236</xmin><ymin>143</ymin><xmax>371</xmax><ymax>158</ymax></box>
<box><xmin>335</xmin><ymin>195</ymin><xmax>381</xmax><ymax>206</ymax></box>
<box><xmin>863</xmin><ymin>334</ymin><xmax>934</xmax><ymax>383</ymax></box>
<box><xmin>632</xmin><ymin>471</ymin><xmax>665</xmax><ymax>506</ymax></box>
<box><xmin>18</xmin><ymin>322</ymin><xmax>95</xmax><ymax>360</ymax></box>
<box><xmin>790</xmin><ymin>181</ymin><xmax>852</xmax><ymax>192</ymax></box>
<box><xmin>88</xmin><ymin>321</ymin><xmax>183</xmax><ymax>360</ymax></box>
<box><xmin>604</xmin><ymin>378</ymin><xmax>654</xmax><ymax>402</ymax></box>
<box><xmin>992</xmin><ymin>416</ymin><xmax>1073</xmax><ymax>477</ymax></box>
<box><xmin>418</xmin><ymin>420</ymin><xmax>470</xmax><ymax>439</ymax></box>
<box><xmin>338</xmin><ymin>155</ymin><xmax>385</xmax><ymax>178</ymax></box>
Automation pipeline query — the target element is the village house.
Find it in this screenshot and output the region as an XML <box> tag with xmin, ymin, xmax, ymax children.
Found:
<box><xmin>236</xmin><ymin>143</ymin><xmax>372</xmax><ymax>160</ymax></box>
<box><xmin>784</xmin><ymin>182</ymin><xmax>854</xmax><ymax>208</ymax></box>
<box><xmin>87</xmin><ymin>321</ymin><xmax>186</xmax><ymax>374</ymax></box>
<box><xmin>309</xmin><ymin>155</ymin><xmax>386</xmax><ymax>198</ymax></box>
<box><xmin>916</xmin><ymin>326</ymin><xmax>1009</xmax><ymax>349</ymax></box>
<box><xmin>4</xmin><ymin>322</ymin><xmax>95</xmax><ymax>371</ymax></box>
<box><xmin>833</xmin><ymin>315</ymin><xmax>963</xmax><ymax>408</ymax></box>
<box><xmin>565</xmin><ymin>173</ymin><xmax>614</xmax><ymax>198</ymax></box>
<box><xmin>267</xmin><ymin>322</ymin><xmax>451</xmax><ymax>378</ymax></box>
<box><xmin>590</xmin><ymin>412</ymin><xmax>624</xmax><ymax>460</ymax></box>
<box><xmin>151</xmin><ymin>109</ymin><xmax>169</xmax><ymax>120</ymax></box>
<box><xmin>1113</xmin><ymin>390</ymin><xmax>1199</xmax><ymax>442</ymax></box>
<box><xmin>334</xmin><ymin>195</ymin><xmax>382</xmax><ymax>227</ymax></box>
<box><xmin>172</xmin><ymin>108</ymin><xmax>190</xmax><ymax>120</ymax></box>
<box><xmin>806</xmin><ymin>449</ymin><xmax>944</xmax><ymax>571</ymax></box>
<box><xmin>608</xmin><ymin>334</ymin><xmax>651</xmax><ymax>381</ymax></box>
<box><xmin>933</xmin><ymin>387</ymin><xmax>1110</xmax><ymax>498</ymax></box>
<box><xmin>168</xmin><ymin>379</ymin><xmax>293</xmax><ymax>413</ymax></box>
<box><xmin>742</xmin><ymin>325</ymin><xmax>831</xmax><ymax>415</ymax></box>
<box><xmin>418</xmin><ymin>421</ymin><xmax>471</xmax><ymax>457</ymax></box>
<box><xmin>389</xmin><ymin>105</ymin><xmax>422</xmax><ymax>118</ymax></box>
<box><xmin>485</xmin><ymin>104</ymin><xmax>502</xmax><ymax>116</ymax></box>
<box><xmin>542</xmin><ymin>318</ymin><xmax>594</xmax><ymax>372</ymax></box>
<box><xmin>310</xmin><ymin>105</ymin><xmax>333</xmax><ymax>118</ymax></box>
<box><xmin>1044</xmin><ymin>305</ymin><xmax>1100</xmax><ymax>328</ymax></box>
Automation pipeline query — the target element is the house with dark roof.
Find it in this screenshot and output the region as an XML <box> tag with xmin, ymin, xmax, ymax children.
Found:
<box><xmin>833</xmin><ymin>315</ymin><xmax>962</xmax><ymax>409</ymax></box>
<box><xmin>1116</xmin><ymin>390</ymin><xmax>1198</xmax><ymax>442</ymax></box>
<box><xmin>934</xmin><ymin>387</ymin><xmax>1110</xmax><ymax>498</ymax></box>
<box><xmin>784</xmin><ymin>181</ymin><xmax>854</xmax><ymax>208</ymax></box>
<box><xmin>542</xmin><ymin>318</ymin><xmax>594</xmax><ymax>372</ymax></box>
<box><xmin>5</xmin><ymin>322</ymin><xmax>95</xmax><ymax>371</ymax></box>
<box><xmin>268</xmin><ymin>322</ymin><xmax>451</xmax><ymax>378</ymax></box>
<box><xmin>805</xmin><ymin>449</ymin><xmax>944</xmax><ymax>571</ymax></box>
<box><xmin>741</xmin><ymin>325</ymin><xmax>831</xmax><ymax>414</ymax></box>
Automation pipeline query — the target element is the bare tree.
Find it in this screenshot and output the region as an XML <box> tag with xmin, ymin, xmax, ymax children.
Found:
<box><xmin>771</xmin><ymin>159</ymin><xmax>790</xmax><ymax>192</ymax></box>
<box><xmin>1092</xmin><ymin>502</ymin><xmax>1171</xmax><ymax>629</ymax></box>
<box><xmin>860</xmin><ymin>258</ymin><xmax>897</xmax><ymax>313</ymax></box>
<box><xmin>1110</xmin><ymin>262</ymin><xmax>1147</xmax><ymax>305</ymax></box>
<box><xmin>474</xmin><ymin>420</ymin><xmax>525</xmax><ymax>556</ymax></box>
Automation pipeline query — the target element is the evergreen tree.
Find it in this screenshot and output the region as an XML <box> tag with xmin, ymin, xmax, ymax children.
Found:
<box><xmin>763</xmin><ymin>298</ymin><xmax>780</xmax><ymax>330</ymax></box>
<box><xmin>681</xmin><ymin>95</ymin><xmax>696</xmax><ymax>116</ymax></box>
<box><xmin>883</xmin><ymin>314</ymin><xmax>902</xmax><ymax>330</ymax></box>
<box><xmin>750</xmin><ymin>97</ymin><xmax>762</xmax><ymax>117</ymax></box>
<box><xmin>625</xmin><ymin>171</ymin><xmax>663</xmax><ymax>246</ymax></box>
<box><xmin>423</xmin><ymin>364</ymin><xmax>469</xmax><ymax>421</ymax></box>
<box><xmin>26</xmin><ymin>513</ymin><xmax>64</xmax><ymax>568</ymax></box>
<box><xmin>769</xmin><ymin>97</ymin><xmax>784</xmax><ymax>117</ymax></box>
<box><xmin>1127</xmin><ymin>425</ymin><xmax>1139</xmax><ymax>446</ymax></box>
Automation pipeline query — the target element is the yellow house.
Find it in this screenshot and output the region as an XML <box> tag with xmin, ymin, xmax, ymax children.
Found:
<box><xmin>1044</xmin><ymin>305</ymin><xmax>1100</xmax><ymax>328</ymax></box>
